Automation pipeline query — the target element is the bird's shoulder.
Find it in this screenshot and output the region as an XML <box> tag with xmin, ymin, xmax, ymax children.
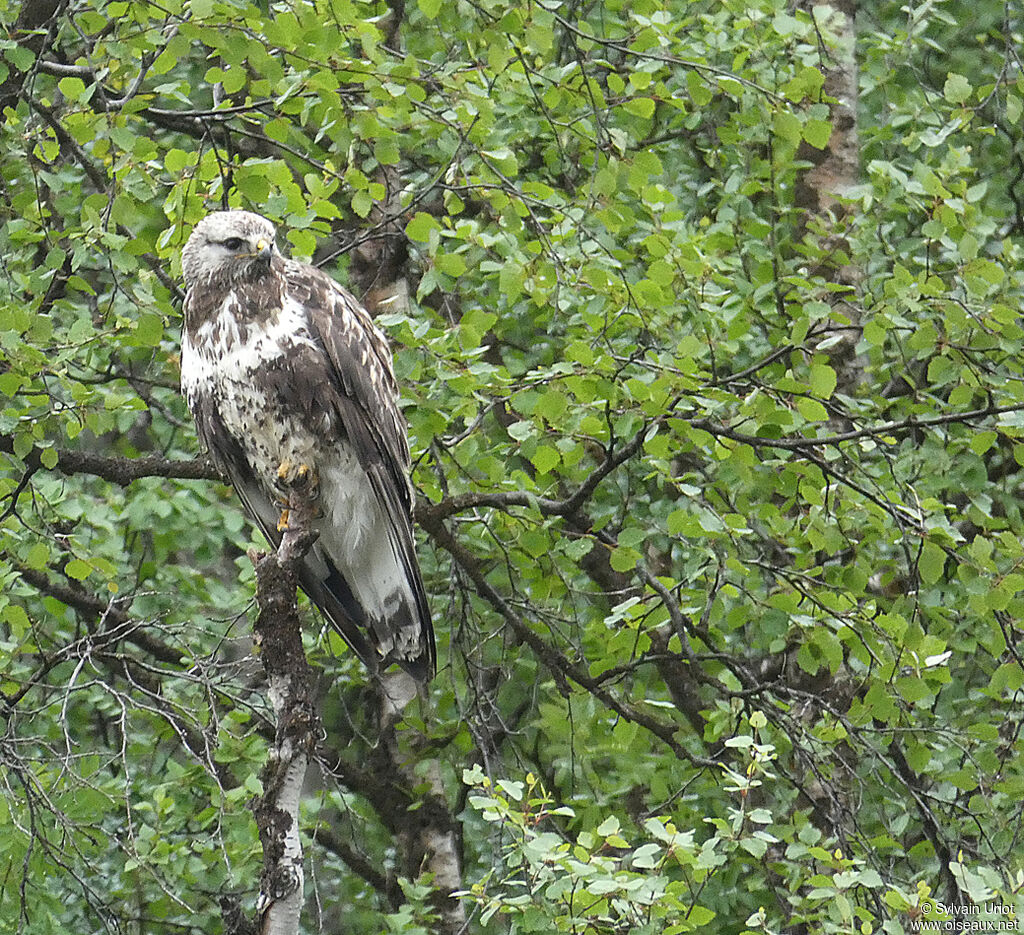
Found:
<box><xmin>280</xmin><ymin>259</ymin><xmax>392</xmax><ymax>364</ymax></box>
<box><xmin>277</xmin><ymin>260</ymin><xmax>412</xmax><ymax>478</ymax></box>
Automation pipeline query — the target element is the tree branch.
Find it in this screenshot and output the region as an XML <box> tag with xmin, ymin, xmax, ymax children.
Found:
<box><xmin>417</xmin><ymin>419</ymin><xmax>650</xmax><ymax>525</ymax></box>
<box><xmin>418</xmin><ymin>511</ymin><xmax>716</xmax><ymax>769</ymax></box>
<box><xmin>245</xmin><ymin>492</ymin><xmax>320</xmax><ymax>935</ymax></box>
<box><xmin>11</xmin><ymin>562</ymin><xmax>187</xmax><ymax>668</ymax></box>
<box><xmin>5</xmin><ymin>562</ymin><xmax>238</xmax><ymax>789</ymax></box>
<box><xmin>54</xmin><ymin>449</ymin><xmax>221</xmax><ymax>485</ymax></box>
<box><xmin>0</xmin><ymin>434</ymin><xmax>221</xmax><ymax>485</ymax></box>
<box><xmin>0</xmin><ymin>0</ymin><xmax>66</xmax><ymax>113</ymax></box>
<box><xmin>685</xmin><ymin>402</ymin><xmax>1024</xmax><ymax>452</ymax></box>
<box><xmin>417</xmin><ymin>402</ymin><xmax>1024</xmax><ymax>527</ymax></box>
<box><xmin>313</xmin><ymin>825</ymin><xmax>402</xmax><ymax>910</ymax></box>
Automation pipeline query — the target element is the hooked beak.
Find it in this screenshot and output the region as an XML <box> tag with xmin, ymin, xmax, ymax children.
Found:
<box><xmin>255</xmin><ymin>238</ymin><xmax>273</xmax><ymax>261</ymax></box>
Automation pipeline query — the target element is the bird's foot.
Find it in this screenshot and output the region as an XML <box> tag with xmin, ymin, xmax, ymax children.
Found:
<box><xmin>275</xmin><ymin>459</ymin><xmax>322</xmax><ymax>533</ymax></box>
<box><xmin>276</xmin><ymin>457</ymin><xmax>319</xmax><ymax>495</ymax></box>
<box><xmin>276</xmin><ymin>502</ymin><xmax>322</xmax><ymax>529</ymax></box>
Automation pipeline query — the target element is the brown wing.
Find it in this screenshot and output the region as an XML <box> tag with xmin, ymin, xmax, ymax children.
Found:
<box><xmin>284</xmin><ymin>260</ymin><xmax>435</xmax><ymax>678</ymax></box>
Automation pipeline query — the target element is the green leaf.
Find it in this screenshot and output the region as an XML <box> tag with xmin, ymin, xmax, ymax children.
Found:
<box><xmin>405</xmin><ymin>212</ymin><xmax>440</xmax><ymax>243</ymax></box>
<box><xmin>134</xmin><ymin>314</ymin><xmax>164</xmax><ymax>347</ymax></box>
<box><xmin>624</xmin><ymin>97</ymin><xmax>655</xmax><ymax>119</ymax></box>
<box><xmin>4</xmin><ymin>604</ymin><xmax>30</xmax><ymax>639</ymax></box>
<box><xmin>773</xmin><ymin>109</ymin><xmax>803</xmax><ymax>145</ymax></box>
<box><xmin>809</xmin><ymin>363</ymin><xmax>837</xmax><ymax>398</ymax></box>
<box><xmin>535</xmin><ymin>390</ymin><xmax>567</xmax><ymax>423</ymax></box>
<box><xmin>435</xmin><ymin>252</ymin><xmax>467</xmax><ymax>277</ymax></box>
<box><xmin>263</xmin><ymin>118</ymin><xmax>291</xmax><ymax>143</ymax></box>
<box><xmin>686</xmin><ymin>69</ymin><xmax>712</xmax><ymax>106</ymax></box>
<box><xmin>165</xmin><ymin>148</ymin><xmax>192</xmax><ymax>173</ymax></box>
<box><xmin>499</xmin><ymin>263</ymin><xmax>524</xmax><ymax>302</ymax></box>
<box><xmin>686</xmin><ymin>906</ymin><xmax>716</xmax><ymax>926</ymax></box>
<box><xmin>25</xmin><ymin>542</ymin><xmax>50</xmax><ymax>569</ymax></box>
<box><xmin>58</xmin><ymin>77</ymin><xmax>87</xmax><ymax>101</ymax></box>
<box><xmin>64</xmin><ymin>559</ymin><xmax>92</xmax><ymax>581</ymax></box>
<box><xmin>895</xmin><ymin>676</ymin><xmax>932</xmax><ymax>704</ymax></box>
<box><xmin>927</xmin><ymin>355</ymin><xmax>956</xmax><ymax>386</ymax></box>
<box><xmin>506</xmin><ymin>421</ymin><xmax>534</xmax><ymax>442</ymax></box>
<box><xmin>943</xmin><ymin>72</ymin><xmax>972</xmax><ymax>104</ymax></box>
<box><xmin>796</xmin><ymin>396</ymin><xmax>829</xmax><ymax>422</ymax></box>
<box><xmin>802</xmin><ymin>118</ymin><xmax>832</xmax><ymax>150</ymax></box>
<box><xmin>772</xmin><ymin>11</ymin><xmax>800</xmax><ymax>35</ymax></box>
<box><xmin>531</xmin><ymin>445</ymin><xmax>560</xmax><ymax>474</ymax></box>
<box><xmin>609</xmin><ymin>547</ymin><xmax>640</xmax><ymax>573</ymax></box>
<box><xmin>1007</xmin><ymin>93</ymin><xmax>1022</xmax><ymax>125</ymax></box>
<box><xmin>814</xmin><ymin>629</ymin><xmax>843</xmax><ymax>675</ymax></box>
<box><xmin>497</xmin><ymin>779</ymin><xmax>523</xmax><ymax>801</ymax></box>
<box><xmin>919</xmin><ymin>540</ymin><xmax>946</xmax><ymax>586</ymax></box>
<box><xmin>667</xmin><ymin>509</ymin><xmax>696</xmax><ymax>535</ymax></box>
<box><xmin>351</xmin><ymin>190</ymin><xmax>373</xmax><ymax>217</ymax></box>
<box><xmin>6</xmin><ymin>44</ymin><xmax>36</xmax><ymax>72</ymax></box>
<box><xmin>374</xmin><ymin>136</ymin><xmax>400</xmax><ymax>165</ymax></box>
<box><xmin>969</xmin><ymin>431</ymin><xmax>997</xmax><ymax>456</ymax></box>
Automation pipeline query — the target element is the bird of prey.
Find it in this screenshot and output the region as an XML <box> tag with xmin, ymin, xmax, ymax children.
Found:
<box><xmin>179</xmin><ymin>210</ymin><xmax>434</xmax><ymax>679</ymax></box>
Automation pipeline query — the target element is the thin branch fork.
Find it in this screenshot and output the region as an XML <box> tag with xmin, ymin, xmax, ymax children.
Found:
<box><xmin>242</xmin><ymin>493</ymin><xmax>320</xmax><ymax>935</ymax></box>
<box><xmin>417</xmin><ymin>509</ymin><xmax>717</xmax><ymax>770</ymax></box>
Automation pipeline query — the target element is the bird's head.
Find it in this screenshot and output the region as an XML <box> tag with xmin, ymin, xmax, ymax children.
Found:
<box><xmin>181</xmin><ymin>210</ymin><xmax>280</xmax><ymax>289</ymax></box>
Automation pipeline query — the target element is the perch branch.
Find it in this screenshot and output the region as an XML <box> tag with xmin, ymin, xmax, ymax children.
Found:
<box><xmin>242</xmin><ymin>491</ymin><xmax>320</xmax><ymax>935</ymax></box>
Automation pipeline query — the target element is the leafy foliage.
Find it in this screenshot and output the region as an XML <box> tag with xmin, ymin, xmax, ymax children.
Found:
<box><xmin>1</xmin><ymin>0</ymin><xmax>1023</xmax><ymax>933</ymax></box>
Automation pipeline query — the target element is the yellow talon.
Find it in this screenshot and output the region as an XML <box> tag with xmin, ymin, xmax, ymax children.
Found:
<box><xmin>277</xmin><ymin>508</ymin><xmax>290</xmax><ymax>532</ymax></box>
<box><xmin>276</xmin><ymin>458</ymin><xmax>318</xmax><ymax>491</ymax></box>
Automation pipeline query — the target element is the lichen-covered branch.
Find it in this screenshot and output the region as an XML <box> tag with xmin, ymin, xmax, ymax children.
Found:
<box><xmin>242</xmin><ymin>495</ymin><xmax>320</xmax><ymax>935</ymax></box>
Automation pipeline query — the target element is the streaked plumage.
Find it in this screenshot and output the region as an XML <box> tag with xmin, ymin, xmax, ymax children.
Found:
<box><xmin>179</xmin><ymin>210</ymin><xmax>434</xmax><ymax>679</ymax></box>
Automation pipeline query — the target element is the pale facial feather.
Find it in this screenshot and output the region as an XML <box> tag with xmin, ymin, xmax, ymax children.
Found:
<box><xmin>181</xmin><ymin>210</ymin><xmax>278</xmax><ymax>289</ymax></box>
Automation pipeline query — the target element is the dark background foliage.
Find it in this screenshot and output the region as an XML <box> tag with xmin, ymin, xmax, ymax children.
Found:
<box><xmin>1</xmin><ymin>0</ymin><xmax>1022</xmax><ymax>932</ymax></box>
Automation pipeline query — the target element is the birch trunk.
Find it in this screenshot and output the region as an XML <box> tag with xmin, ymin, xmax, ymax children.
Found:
<box><xmin>247</xmin><ymin>496</ymin><xmax>320</xmax><ymax>935</ymax></box>
<box><xmin>379</xmin><ymin>672</ymin><xmax>467</xmax><ymax>934</ymax></box>
<box><xmin>795</xmin><ymin>0</ymin><xmax>863</xmax><ymax>395</ymax></box>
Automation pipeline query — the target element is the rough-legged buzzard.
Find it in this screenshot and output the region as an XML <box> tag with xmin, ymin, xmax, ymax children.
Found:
<box><xmin>180</xmin><ymin>210</ymin><xmax>434</xmax><ymax>679</ymax></box>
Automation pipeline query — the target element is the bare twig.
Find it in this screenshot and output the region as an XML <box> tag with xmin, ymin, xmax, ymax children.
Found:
<box><xmin>418</xmin><ymin>511</ymin><xmax>716</xmax><ymax>769</ymax></box>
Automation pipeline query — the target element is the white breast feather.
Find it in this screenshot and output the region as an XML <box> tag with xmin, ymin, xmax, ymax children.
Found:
<box><xmin>182</xmin><ymin>291</ymin><xmax>413</xmax><ymax>625</ymax></box>
<box><xmin>181</xmin><ymin>294</ymin><xmax>315</xmax><ymax>394</ymax></box>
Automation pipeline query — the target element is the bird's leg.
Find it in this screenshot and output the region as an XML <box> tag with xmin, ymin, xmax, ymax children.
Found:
<box><xmin>275</xmin><ymin>457</ymin><xmax>321</xmax><ymax>531</ymax></box>
<box><xmin>278</xmin><ymin>489</ymin><xmax>321</xmax><ymax>562</ymax></box>
<box><xmin>276</xmin><ymin>457</ymin><xmax>320</xmax><ymax>494</ymax></box>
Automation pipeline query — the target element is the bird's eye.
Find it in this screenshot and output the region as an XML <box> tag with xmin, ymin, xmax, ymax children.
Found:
<box><xmin>223</xmin><ymin>237</ymin><xmax>245</xmax><ymax>250</ymax></box>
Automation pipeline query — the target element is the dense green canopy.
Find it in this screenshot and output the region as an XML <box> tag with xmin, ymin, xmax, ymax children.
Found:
<box><xmin>1</xmin><ymin>0</ymin><xmax>1022</xmax><ymax>932</ymax></box>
